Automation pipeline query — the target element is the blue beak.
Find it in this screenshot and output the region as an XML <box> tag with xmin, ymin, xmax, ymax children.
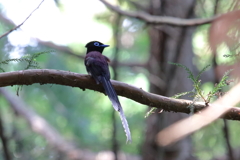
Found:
<box><xmin>100</xmin><ymin>44</ymin><xmax>109</xmax><ymax>47</ymax></box>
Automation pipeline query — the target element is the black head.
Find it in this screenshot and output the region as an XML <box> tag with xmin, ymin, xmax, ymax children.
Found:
<box><xmin>85</xmin><ymin>41</ymin><xmax>109</xmax><ymax>54</ymax></box>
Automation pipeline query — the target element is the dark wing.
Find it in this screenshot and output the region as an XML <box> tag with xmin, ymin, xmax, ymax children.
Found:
<box><xmin>85</xmin><ymin>52</ymin><xmax>132</xmax><ymax>143</ymax></box>
<box><xmin>85</xmin><ymin>53</ymin><xmax>110</xmax><ymax>84</ymax></box>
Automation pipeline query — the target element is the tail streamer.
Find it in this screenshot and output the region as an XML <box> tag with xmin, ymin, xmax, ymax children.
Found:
<box><xmin>101</xmin><ymin>77</ymin><xmax>132</xmax><ymax>143</ymax></box>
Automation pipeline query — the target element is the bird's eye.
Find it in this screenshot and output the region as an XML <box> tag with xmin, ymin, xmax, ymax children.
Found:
<box><xmin>94</xmin><ymin>42</ymin><xmax>99</xmax><ymax>46</ymax></box>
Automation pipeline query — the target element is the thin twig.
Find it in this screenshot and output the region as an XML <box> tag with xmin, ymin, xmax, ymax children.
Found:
<box><xmin>0</xmin><ymin>0</ymin><xmax>45</xmax><ymax>39</ymax></box>
<box><xmin>99</xmin><ymin>0</ymin><xmax>220</xmax><ymax>26</ymax></box>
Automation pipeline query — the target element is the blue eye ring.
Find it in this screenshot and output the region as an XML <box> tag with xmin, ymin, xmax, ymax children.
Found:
<box><xmin>94</xmin><ymin>42</ymin><xmax>99</xmax><ymax>46</ymax></box>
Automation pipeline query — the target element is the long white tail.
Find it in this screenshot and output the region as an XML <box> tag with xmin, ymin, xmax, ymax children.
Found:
<box><xmin>119</xmin><ymin>108</ymin><xmax>132</xmax><ymax>143</ymax></box>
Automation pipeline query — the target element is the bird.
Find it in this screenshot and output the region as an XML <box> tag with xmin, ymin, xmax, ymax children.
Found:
<box><xmin>84</xmin><ymin>41</ymin><xmax>132</xmax><ymax>143</ymax></box>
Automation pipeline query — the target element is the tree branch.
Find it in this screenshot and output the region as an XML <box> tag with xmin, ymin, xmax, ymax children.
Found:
<box><xmin>0</xmin><ymin>69</ymin><xmax>240</xmax><ymax>121</ymax></box>
<box><xmin>99</xmin><ymin>0</ymin><xmax>220</xmax><ymax>26</ymax></box>
<box><xmin>0</xmin><ymin>0</ymin><xmax>45</xmax><ymax>39</ymax></box>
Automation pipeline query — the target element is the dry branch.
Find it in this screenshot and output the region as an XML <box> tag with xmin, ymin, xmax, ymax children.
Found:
<box><xmin>0</xmin><ymin>69</ymin><xmax>240</xmax><ymax>121</ymax></box>
<box><xmin>0</xmin><ymin>0</ymin><xmax>45</xmax><ymax>39</ymax></box>
<box><xmin>99</xmin><ymin>0</ymin><xmax>220</xmax><ymax>26</ymax></box>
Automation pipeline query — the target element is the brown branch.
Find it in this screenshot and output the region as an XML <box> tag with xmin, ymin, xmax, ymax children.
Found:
<box><xmin>99</xmin><ymin>0</ymin><xmax>220</xmax><ymax>26</ymax></box>
<box><xmin>0</xmin><ymin>88</ymin><xmax>93</xmax><ymax>160</ymax></box>
<box><xmin>0</xmin><ymin>69</ymin><xmax>240</xmax><ymax>121</ymax></box>
<box><xmin>0</xmin><ymin>0</ymin><xmax>45</xmax><ymax>39</ymax></box>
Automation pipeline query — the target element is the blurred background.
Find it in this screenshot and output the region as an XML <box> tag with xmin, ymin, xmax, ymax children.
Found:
<box><xmin>0</xmin><ymin>0</ymin><xmax>239</xmax><ymax>160</ymax></box>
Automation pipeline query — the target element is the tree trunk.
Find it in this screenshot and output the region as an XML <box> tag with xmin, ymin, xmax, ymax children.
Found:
<box><xmin>142</xmin><ymin>0</ymin><xmax>198</xmax><ymax>159</ymax></box>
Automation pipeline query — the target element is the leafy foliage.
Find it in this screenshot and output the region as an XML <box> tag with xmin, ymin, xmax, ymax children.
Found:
<box><xmin>169</xmin><ymin>62</ymin><xmax>210</xmax><ymax>102</ymax></box>
<box><xmin>145</xmin><ymin>107</ymin><xmax>157</xmax><ymax>118</ymax></box>
<box><xmin>0</xmin><ymin>50</ymin><xmax>53</xmax><ymax>72</ymax></box>
<box><xmin>169</xmin><ymin>62</ymin><xmax>232</xmax><ymax>104</ymax></box>
<box><xmin>206</xmin><ymin>69</ymin><xmax>233</xmax><ymax>102</ymax></box>
<box><xmin>0</xmin><ymin>50</ymin><xmax>53</xmax><ymax>96</ymax></box>
<box><xmin>145</xmin><ymin>63</ymin><xmax>232</xmax><ymax>117</ymax></box>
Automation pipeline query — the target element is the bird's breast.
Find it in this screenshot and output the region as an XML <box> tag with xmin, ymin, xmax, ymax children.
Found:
<box><xmin>85</xmin><ymin>51</ymin><xmax>108</xmax><ymax>63</ymax></box>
